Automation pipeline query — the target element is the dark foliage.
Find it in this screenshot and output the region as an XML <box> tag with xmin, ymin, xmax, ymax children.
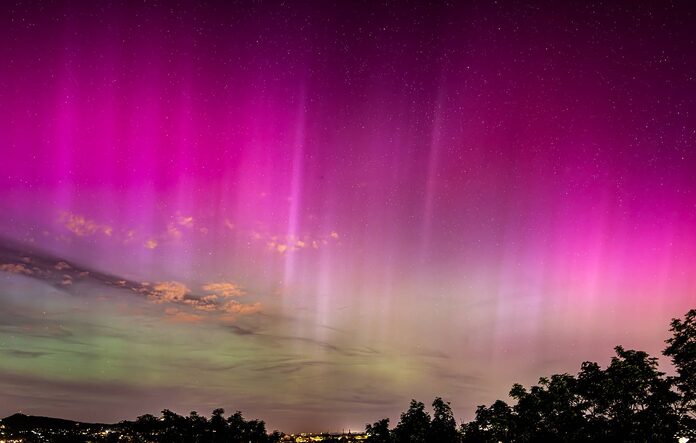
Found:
<box><xmin>457</xmin><ymin>310</ymin><xmax>692</xmax><ymax>442</ymax></box>
<box><xmin>366</xmin><ymin>418</ymin><xmax>391</xmax><ymax>443</ymax></box>
<box><xmin>123</xmin><ymin>408</ymin><xmax>277</xmax><ymax>443</ymax></box>
<box><xmin>367</xmin><ymin>308</ymin><xmax>695</xmax><ymax>443</ymax></box>
<box><xmin>665</xmin><ymin>308</ymin><xmax>696</xmax><ymax>438</ymax></box>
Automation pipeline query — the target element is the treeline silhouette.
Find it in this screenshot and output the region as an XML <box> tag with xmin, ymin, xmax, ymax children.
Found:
<box><xmin>0</xmin><ymin>409</ymin><xmax>285</xmax><ymax>443</ymax></box>
<box><xmin>366</xmin><ymin>308</ymin><xmax>695</xmax><ymax>443</ymax></box>
<box><xmin>125</xmin><ymin>408</ymin><xmax>282</xmax><ymax>443</ymax></box>
<box><xmin>2</xmin><ymin>309</ymin><xmax>693</xmax><ymax>443</ymax></box>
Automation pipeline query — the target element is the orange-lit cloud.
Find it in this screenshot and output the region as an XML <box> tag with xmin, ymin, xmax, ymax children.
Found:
<box><xmin>124</xmin><ymin>229</ymin><xmax>136</xmax><ymax>242</ymax></box>
<box><xmin>177</xmin><ymin>215</ymin><xmax>194</xmax><ymax>228</ymax></box>
<box><xmin>149</xmin><ymin>281</ymin><xmax>189</xmax><ymax>303</ymax></box>
<box><xmin>145</xmin><ymin>280</ymin><xmax>261</xmax><ymax>322</ymax></box>
<box><xmin>202</xmin><ymin>282</ymin><xmax>245</xmax><ymax>298</ymax></box>
<box><xmin>164</xmin><ymin>307</ymin><xmax>203</xmax><ymax>323</ymax></box>
<box><xmin>166</xmin><ymin>223</ymin><xmax>182</xmax><ymax>240</ymax></box>
<box><xmin>222</xmin><ymin>300</ymin><xmax>261</xmax><ymax>315</ymax></box>
<box><xmin>257</xmin><ymin>230</ymin><xmax>340</xmax><ymax>255</ymax></box>
<box><xmin>0</xmin><ymin>263</ymin><xmax>33</xmax><ymax>275</ymax></box>
<box><xmin>187</xmin><ymin>301</ymin><xmax>217</xmax><ymax>312</ymax></box>
<box><xmin>54</xmin><ymin>261</ymin><xmax>71</xmax><ymax>271</ymax></box>
<box><xmin>144</xmin><ymin>239</ymin><xmax>158</xmax><ymax>249</ymax></box>
<box><xmin>59</xmin><ymin>211</ymin><xmax>113</xmax><ymax>237</ymax></box>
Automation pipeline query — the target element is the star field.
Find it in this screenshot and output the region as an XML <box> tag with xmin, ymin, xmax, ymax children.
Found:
<box><xmin>0</xmin><ymin>0</ymin><xmax>695</xmax><ymax>433</ymax></box>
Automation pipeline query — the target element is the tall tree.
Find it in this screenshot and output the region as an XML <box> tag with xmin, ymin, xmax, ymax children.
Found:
<box><xmin>600</xmin><ymin>346</ymin><xmax>680</xmax><ymax>441</ymax></box>
<box><xmin>462</xmin><ymin>400</ymin><xmax>513</xmax><ymax>443</ymax></box>
<box><xmin>430</xmin><ymin>398</ymin><xmax>459</xmax><ymax>443</ymax></box>
<box><xmin>210</xmin><ymin>408</ymin><xmax>228</xmax><ymax>442</ymax></box>
<box><xmin>161</xmin><ymin>409</ymin><xmax>187</xmax><ymax>443</ymax></box>
<box><xmin>245</xmin><ymin>418</ymin><xmax>269</xmax><ymax>443</ymax></box>
<box><xmin>227</xmin><ymin>411</ymin><xmax>246</xmax><ymax>443</ymax></box>
<box><xmin>133</xmin><ymin>413</ymin><xmax>158</xmax><ymax>438</ymax></box>
<box><xmin>365</xmin><ymin>418</ymin><xmax>391</xmax><ymax>443</ymax></box>
<box><xmin>664</xmin><ymin>308</ymin><xmax>696</xmax><ymax>438</ymax></box>
<box><xmin>393</xmin><ymin>400</ymin><xmax>431</xmax><ymax>443</ymax></box>
<box><xmin>187</xmin><ymin>411</ymin><xmax>208</xmax><ymax>442</ymax></box>
<box><xmin>508</xmin><ymin>374</ymin><xmax>587</xmax><ymax>442</ymax></box>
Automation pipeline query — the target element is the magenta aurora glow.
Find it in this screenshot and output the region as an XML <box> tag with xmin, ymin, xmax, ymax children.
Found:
<box><xmin>0</xmin><ymin>0</ymin><xmax>695</xmax><ymax>433</ymax></box>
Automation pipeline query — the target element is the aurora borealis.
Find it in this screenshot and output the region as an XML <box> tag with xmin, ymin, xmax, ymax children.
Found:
<box><xmin>1</xmin><ymin>0</ymin><xmax>695</xmax><ymax>433</ymax></box>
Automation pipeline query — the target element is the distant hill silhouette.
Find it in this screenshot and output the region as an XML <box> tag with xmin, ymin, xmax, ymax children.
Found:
<box><xmin>0</xmin><ymin>412</ymin><xmax>108</xmax><ymax>430</ymax></box>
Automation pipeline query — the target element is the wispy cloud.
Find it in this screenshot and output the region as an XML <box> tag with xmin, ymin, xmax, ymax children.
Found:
<box><xmin>58</xmin><ymin>211</ymin><xmax>113</xmax><ymax>237</ymax></box>
<box><xmin>2</xmin><ymin>349</ymin><xmax>51</xmax><ymax>358</ymax></box>
<box><xmin>176</xmin><ymin>214</ymin><xmax>194</xmax><ymax>228</ymax></box>
<box><xmin>0</xmin><ymin>240</ymin><xmax>263</xmax><ymax>323</ymax></box>
<box><xmin>0</xmin><ymin>263</ymin><xmax>33</xmax><ymax>275</ymax></box>
<box><xmin>149</xmin><ymin>281</ymin><xmax>189</xmax><ymax>303</ymax></box>
<box><xmin>221</xmin><ymin>300</ymin><xmax>261</xmax><ymax>315</ymax></box>
<box><xmin>202</xmin><ymin>282</ymin><xmax>245</xmax><ymax>298</ymax></box>
<box><xmin>260</xmin><ymin>231</ymin><xmax>341</xmax><ymax>255</ymax></box>
<box><xmin>164</xmin><ymin>307</ymin><xmax>204</xmax><ymax>323</ymax></box>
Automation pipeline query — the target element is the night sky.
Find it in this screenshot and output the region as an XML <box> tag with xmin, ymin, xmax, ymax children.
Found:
<box><xmin>1</xmin><ymin>0</ymin><xmax>695</xmax><ymax>433</ymax></box>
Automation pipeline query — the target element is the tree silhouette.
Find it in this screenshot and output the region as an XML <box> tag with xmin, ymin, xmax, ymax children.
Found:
<box><xmin>186</xmin><ymin>411</ymin><xmax>208</xmax><ymax>442</ymax></box>
<box><xmin>462</xmin><ymin>400</ymin><xmax>513</xmax><ymax>443</ymax></box>
<box><xmin>393</xmin><ymin>400</ymin><xmax>431</xmax><ymax>443</ymax></box>
<box><xmin>365</xmin><ymin>418</ymin><xmax>391</xmax><ymax>443</ymax></box>
<box><xmin>133</xmin><ymin>413</ymin><xmax>158</xmax><ymax>436</ymax></box>
<box><xmin>599</xmin><ymin>346</ymin><xmax>680</xmax><ymax>441</ymax></box>
<box><xmin>430</xmin><ymin>397</ymin><xmax>459</xmax><ymax>443</ymax></box>
<box><xmin>664</xmin><ymin>308</ymin><xmax>696</xmax><ymax>438</ymax></box>
<box><xmin>207</xmin><ymin>407</ymin><xmax>225</xmax><ymax>441</ymax></box>
<box><xmin>227</xmin><ymin>410</ymin><xmax>245</xmax><ymax>442</ymax></box>
<box><xmin>460</xmin><ymin>309</ymin><xmax>696</xmax><ymax>442</ymax></box>
<box><xmin>508</xmin><ymin>374</ymin><xmax>587</xmax><ymax>442</ymax></box>
<box><xmin>160</xmin><ymin>409</ymin><xmax>188</xmax><ymax>442</ymax></box>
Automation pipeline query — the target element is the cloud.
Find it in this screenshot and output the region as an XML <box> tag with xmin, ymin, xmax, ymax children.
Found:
<box><xmin>2</xmin><ymin>349</ymin><xmax>50</xmax><ymax>358</ymax></box>
<box><xmin>149</xmin><ymin>281</ymin><xmax>189</xmax><ymax>303</ymax></box>
<box><xmin>124</xmin><ymin>230</ymin><xmax>136</xmax><ymax>243</ymax></box>
<box><xmin>58</xmin><ymin>211</ymin><xmax>113</xmax><ymax>237</ymax></box>
<box><xmin>222</xmin><ymin>301</ymin><xmax>261</xmax><ymax>315</ymax></box>
<box><xmin>256</xmin><ymin>230</ymin><xmax>341</xmax><ymax>255</ymax></box>
<box><xmin>187</xmin><ymin>301</ymin><xmax>218</xmax><ymax>312</ymax></box>
<box><xmin>202</xmin><ymin>282</ymin><xmax>245</xmax><ymax>298</ymax></box>
<box><xmin>0</xmin><ymin>263</ymin><xmax>33</xmax><ymax>275</ymax></box>
<box><xmin>0</xmin><ymin>240</ymin><xmax>263</xmax><ymax>329</ymax></box>
<box><xmin>146</xmin><ymin>281</ymin><xmax>260</xmax><ymax>320</ymax></box>
<box><xmin>144</xmin><ymin>239</ymin><xmax>158</xmax><ymax>249</ymax></box>
<box><xmin>54</xmin><ymin>261</ymin><xmax>71</xmax><ymax>271</ymax></box>
<box><xmin>166</xmin><ymin>223</ymin><xmax>182</xmax><ymax>240</ymax></box>
<box><xmin>228</xmin><ymin>325</ymin><xmax>256</xmax><ymax>336</ymax></box>
<box><xmin>177</xmin><ymin>215</ymin><xmax>194</xmax><ymax>228</ymax></box>
<box><xmin>164</xmin><ymin>308</ymin><xmax>203</xmax><ymax>323</ymax></box>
